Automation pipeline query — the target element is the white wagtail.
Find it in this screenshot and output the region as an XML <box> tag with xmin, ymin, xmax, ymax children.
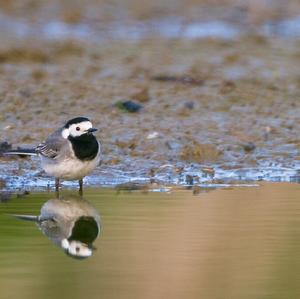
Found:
<box><xmin>6</xmin><ymin>117</ymin><xmax>101</xmax><ymax>194</ymax></box>
<box><xmin>13</xmin><ymin>195</ymin><xmax>101</xmax><ymax>259</ymax></box>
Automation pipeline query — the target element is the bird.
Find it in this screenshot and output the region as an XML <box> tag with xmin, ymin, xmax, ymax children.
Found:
<box><xmin>5</xmin><ymin>117</ymin><xmax>101</xmax><ymax>194</ymax></box>
<box><xmin>13</xmin><ymin>195</ymin><xmax>101</xmax><ymax>259</ymax></box>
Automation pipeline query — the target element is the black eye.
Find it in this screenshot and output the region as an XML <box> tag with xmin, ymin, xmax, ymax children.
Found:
<box><xmin>76</xmin><ymin>127</ymin><xmax>80</xmax><ymax>131</ymax></box>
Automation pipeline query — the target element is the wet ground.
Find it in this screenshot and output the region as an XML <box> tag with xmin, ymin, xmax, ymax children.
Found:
<box><xmin>1</xmin><ymin>1</ymin><xmax>300</xmax><ymax>189</ymax></box>
<box><xmin>1</xmin><ymin>183</ymin><xmax>300</xmax><ymax>299</ymax></box>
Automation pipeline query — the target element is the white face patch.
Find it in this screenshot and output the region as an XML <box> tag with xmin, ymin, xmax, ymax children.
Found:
<box><xmin>62</xmin><ymin>128</ymin><xmax>70</xmax><ymax>139</ymax></box>
<box><xmin>61</xmin><ymin>121</ymin><xmax>93</xmax><ymax>139</ymax></box>
<box><xmin>61</xmin><ymin>238</ymin><xmax>69</xmax><ymax>249</ymax></box>
<box><xmin>68</xmin><ymin>240</ymin><xmax>92</xmax><ymax>257</ymax></box>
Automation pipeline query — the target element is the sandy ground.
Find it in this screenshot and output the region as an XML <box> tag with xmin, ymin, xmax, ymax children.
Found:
<box><xmin>1</xmin><ymin>1</ymin><xmax>300</xmax><ymax>188</ymax></box>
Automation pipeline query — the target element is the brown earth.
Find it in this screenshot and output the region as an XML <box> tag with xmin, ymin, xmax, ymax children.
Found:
<box><xmin>0</xmin><ymin>1</ymin><xmax>300</xmax><ymax>185</ymax></box>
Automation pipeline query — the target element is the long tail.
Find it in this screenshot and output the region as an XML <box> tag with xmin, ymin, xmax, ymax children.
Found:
<box><xmin>12</xmin><ymin>214</ymin><xmax>39</xmax><ymax>222</ymax></box>
<box><xmin>3</xmin><ymin>148</ymin><xmax>37</xmax><ymax>156</ymax></box>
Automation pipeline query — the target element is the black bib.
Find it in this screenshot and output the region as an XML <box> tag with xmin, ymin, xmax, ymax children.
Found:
<box><xmin>68</xmin><ymin>134</ymin><xmax>99</xmax><ymax>161</ymax></box>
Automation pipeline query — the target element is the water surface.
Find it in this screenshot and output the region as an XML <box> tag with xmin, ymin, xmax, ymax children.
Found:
<box><xmin>1</xmin><ymin>183</ymin><xmax>300</xmax><ymax>299</ymax></box>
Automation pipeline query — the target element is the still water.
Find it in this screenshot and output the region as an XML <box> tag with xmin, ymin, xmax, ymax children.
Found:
<box><xmin>1</xmin><ymin>183</ymin><xmax>300</xmax><ymax>299</ymax></box>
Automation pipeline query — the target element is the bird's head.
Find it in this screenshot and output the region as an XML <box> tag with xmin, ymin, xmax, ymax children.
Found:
<box><xmin>62</xmin><ymin>117</ymin><xmax>97</xmax><ymax>139</ymax></box>
<box><xmin>61</xmin><ymin>239</ymin><xmax>94</xmax><ymax>259</ymax></box>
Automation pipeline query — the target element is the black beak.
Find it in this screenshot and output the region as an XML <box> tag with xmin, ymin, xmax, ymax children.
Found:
<box><xmin>87</xmin><ymin>128</ymin><xmax>97</xmax><ymax>133</ymax></box>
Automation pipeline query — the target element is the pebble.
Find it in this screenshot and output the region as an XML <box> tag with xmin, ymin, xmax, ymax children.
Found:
<box><xmin>166</xmin><ymin>140</ymin><xmax>181</xmax><ymax>150</ymax></box>
<box><xmin>115</xmin><ymin>100</ymin><xmax>143</xmax><ymax>113</ymax></box>
<box><xmin>184</xmin><ymin>101</ymin><xmax>195</xmax><ymax>110</ymax></box>
<box><xmin>243</xmin><ymin>142</ymin><xmax>256</xmax><ymax>152</ymax></box>
<box><xmin>147</xmin><ymin>132</ymin><xmax>159</xmax><ymax>139</ymax></box>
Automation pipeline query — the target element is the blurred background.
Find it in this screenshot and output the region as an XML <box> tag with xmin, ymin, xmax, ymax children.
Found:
<box><xmin>1</xmin><ymin>0</ymin><xmax>300</xmax><ymax>186</ymax></box>
<box><xmin>1</xmin><ymin>0</ymin><xmax>300</xmax><ymax>38</ymax></box>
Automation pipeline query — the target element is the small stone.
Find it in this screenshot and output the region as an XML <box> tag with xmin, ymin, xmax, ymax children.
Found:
<box><xmin>166</xmin><ymin>140</ymin><xmax>181</xmax><ymax>150</ymax></box>
<box><xmin>147</xmin><ymin>132</ymin><xmax>159</xmax><ymax>139</ymax></box>
<box><xmin>243</xmin><ymin>142</ymin><xmax>256</xmax><ymax>152</ymax></box>
<box><xmin>184</xmin><ymin>101</ymin><xmax>194</xmax><ymax>110</ymax></box>
<box><xmin>115</xmin><ymin>100</ymin><xmax>143</xmax><ymax>113</ymax></box>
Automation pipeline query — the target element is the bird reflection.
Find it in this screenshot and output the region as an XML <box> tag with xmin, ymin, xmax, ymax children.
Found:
<box><xmin>13</xmin><ymin>196</ymin><xmax>101</xmax><ymax>259</ymax></box>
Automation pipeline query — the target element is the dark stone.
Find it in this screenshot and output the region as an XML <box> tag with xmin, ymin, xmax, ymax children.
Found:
<box><xmin>116</xmin><ymin>100</ymin><xmax>143</xmax><ymax>113</ymax></box>
<box><xmin>184</xmin><ymin>101</ymin><xmax>195</xmax><ymax>110</ymax></box>
<box><xmin>243</xmin><ymin>142</ymin><xmax>256</xmax><ymax>152</ymax></box>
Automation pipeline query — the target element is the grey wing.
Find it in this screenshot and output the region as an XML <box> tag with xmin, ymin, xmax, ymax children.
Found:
<box><xmin>38</xmin><ymin>218</ymin><xmax>68</xmax><ymax>245</ymax></box>
<box><xmin>36</xmin><ymin>128</ymin><xmax>67</xmax><ymax>159</ymax></box>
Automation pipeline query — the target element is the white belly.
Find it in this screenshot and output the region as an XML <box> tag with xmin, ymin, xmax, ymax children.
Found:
<box><xmin>40</xmin><ymin>154</ymin><xmax>100</xmax><ymax>180</ymax></box>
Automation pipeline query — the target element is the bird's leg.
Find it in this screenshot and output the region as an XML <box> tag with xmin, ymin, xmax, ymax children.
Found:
<box><xmin>79</xmin><ymin>178</ymin><xmax>83</xmax><ymax>197</ymax></box>
<box><xmin>55</xmin><ymin>178</ymin><xmax>60</xmax><ymax>198</ymax></box>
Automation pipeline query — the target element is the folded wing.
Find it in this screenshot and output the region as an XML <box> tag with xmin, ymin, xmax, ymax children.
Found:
<box><xmin>36</xmin><ymin>129</ymin><xmax>67</xmax><ymax>159</ymax></box>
